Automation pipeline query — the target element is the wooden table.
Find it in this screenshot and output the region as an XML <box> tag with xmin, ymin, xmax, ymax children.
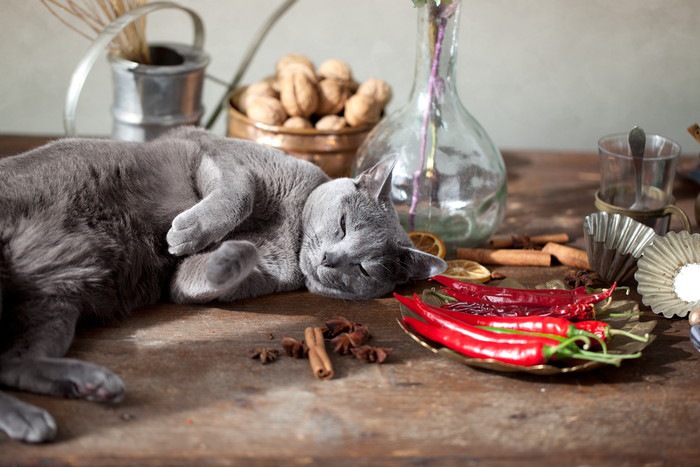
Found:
<box><xmin>1</xmin><ymin>135</ymin><xmax>699</xmax><ymax>466</ymax></box>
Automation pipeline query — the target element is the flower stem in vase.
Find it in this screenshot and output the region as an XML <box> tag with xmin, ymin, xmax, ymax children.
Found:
<box><xmin>352</xmin><ymin>0</ymin><xmax>507</xmax><ymax>253</ymax></box>
<box><xmin>411</xmin><ymin>10</ymin><xmax>442</xmax><ymax>230</ymax></box>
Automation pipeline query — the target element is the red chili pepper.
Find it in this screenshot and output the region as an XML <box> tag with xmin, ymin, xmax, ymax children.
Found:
<box><xmin>394</xmin><ymin>293</ymin><xmax>562</xmax><ymax>346</ymax></box>
<box><xmin>435</xmin><ymin>275</ymin><xmax>590</xmax><ymax>297</ymax></box>
<box><xmin>397</xmin><ymin>293</ymin><xmax>607</xmax><ymax>349</ymax></box>
<box><xmin>418</xmin><ymin>295</ymin><xmax>575</xmax><ymax>334</ymax></box>
<box><xmin>573</xmin><ymin>321</ymin><xmax>608</xmax><ymax>341</ymax></box>
<box><xmin>574</xmin><ymin>320</ymin><xmax>650</xmax><ymax>344</ymax></box>
<box><xmin>433</xmin><ymin>275</ymin><xmax>617</xmax><ymax>308</ymax></box>
<box><xmin>441</xmin><ymin>296</ymin><xmax>595</xmax><ymax>321</ymax></box>
<box><xmin>402</xmin><ymin>316</ymin><xmax>643</xmax><ymax>367</ymax></box>
<box><xmin>403</xmin><ymin>316</ymin><xmax>558</xmax><ymax>366</ymax></box>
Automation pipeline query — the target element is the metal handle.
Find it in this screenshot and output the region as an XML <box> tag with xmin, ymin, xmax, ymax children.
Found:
<box><xmin>63</xmin><ymin>1</ymin><xmax>205</xmax><ymax>137</ymax></box>
<box><xmin>661</xmin><ymin>204</ymin><xmax>692</xmax><ymax>232</ymax></box>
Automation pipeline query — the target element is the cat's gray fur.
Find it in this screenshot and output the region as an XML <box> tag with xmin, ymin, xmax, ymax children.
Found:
<box><xmin>0</xmin><ymin>127</ymin><xmax>445</xmax><ymax>443</ymax></box>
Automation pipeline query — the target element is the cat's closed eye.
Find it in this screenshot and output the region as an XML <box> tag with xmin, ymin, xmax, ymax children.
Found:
<box><xmin>357</xmin><ymin>263</ymin><xmax>370</xmax><ymax>277</ymax></box>
<box><xmin>339</xmin><ymin>214</ymin><xmax>346</xmax><ymax>237</ymax></box>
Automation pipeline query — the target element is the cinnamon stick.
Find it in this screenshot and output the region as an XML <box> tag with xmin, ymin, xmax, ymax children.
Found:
<box><xmin>456</xmin><ymin>248</ymin><xmax>552</xmax><ymax>267</ymax></box>
<box><xmin>489</xmin><ymin>233</ymin><xmax>571</xmax><ymax>249</ymax></box>
<box><xmin>304</xmin><ymin>327</ymin><xmax>334</xmax><ymax>380</ymax></box>
<box><xmin>541</xmin><ymin>242</ymin><xmax>591</xmax><ymax>270</ymax></box>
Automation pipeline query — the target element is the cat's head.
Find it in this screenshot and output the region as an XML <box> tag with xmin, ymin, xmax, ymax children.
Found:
<box><xmin>299</xmin><ymin>155</ymin><xmax>447</xmax><ymax>300</ymax></box>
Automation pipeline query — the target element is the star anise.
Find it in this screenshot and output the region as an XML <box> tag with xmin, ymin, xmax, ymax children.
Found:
<box><xmin>248</xmin><ymin>347</ymin><xmax>280</xmax><ymax>364</ymax></box>
<box><xmin>350</xmin><ymin>345</ymin><xmax>392</xmax><ymax>364</ymax></box>
<box><xmin>280</xmin><ymin>337</ymin><xmax>309</xmax><ymax>358</ymax></box>
<box><xmin>511</xmin><ymin>235</ymin><xmax>539</xmax><ymax>250</ymax></box>
<box><xmin>330</xmin><ymin>326</ymin><xmax>371</xmax><ymax>355</ymax></box>
<box><xmin>323</xmin><ymin>316</ymin><xmax>360</xmax><ymax>338</ymax></box>
<box><xmin>564</xmin><ymin>270</ymin><xmax>608</xmax><ymax>289</ymax></box>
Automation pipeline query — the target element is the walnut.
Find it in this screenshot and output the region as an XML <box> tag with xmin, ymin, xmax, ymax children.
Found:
<box><xmin>283</xmin><ymin>116</ymin><xmax>313</xmax><ymax>130</ymax></box>
<box><xmin>234</xmin><ymin>81</ymin><xmax>278</xmax><ymax>114</ymax></box>
<box><xmin>317</xmin><ymin>59</ymin><xmax>353</xmax><ymax>84</ymax></box>
<box><xmin>278</xmin><ymin>62</ymin><xmax>318</xmax><ymax>82</ymax></box>
<box><xmin>316</xmin><ymin>79</ymin><xmax>349</xmax><ymax>116</ymax></box>
<box><xmin>276</xmin><ymin>53</ymin><xmax>315</xmax><ymax>77</ymax></box>
<box><xmin>246</xmin><ymin>96</ymin><xmax>287</xmax><ymax>126</ymax></box>
<box><xmin>344</xmin><ymin>94</ymin><xmax>382</xmax><ymax>127</ymax></box>
<box><xmin>356</xmin><ymin>78</ymin><xmax>392</xmax><ymax>108</ymax></box>
<box><xmin>279</xmin><ymin>72</ymin><xmax>319</xmax><ymax>118</ymax></box>
<box><xmin>315</xmin><ymin>115</ymin><xmax>346</xmax><ymax>131</ymax></box>
<box><xmin>262</xmin><ymin>75</ymin><xmax>281</xmax><ymax>93</ymax></box>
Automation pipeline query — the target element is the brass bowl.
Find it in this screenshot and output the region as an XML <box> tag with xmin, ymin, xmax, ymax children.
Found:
<box><xmin>226</xmin><ymin>88</ymin><xmax>375</xmax><ymax>178</ymax></box>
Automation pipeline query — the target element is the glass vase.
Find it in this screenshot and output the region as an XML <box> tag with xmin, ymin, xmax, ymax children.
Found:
<box><xmin>352</xmin><ymin>1</ymin><xmax>507</xmax><ymax>255</ymax></box>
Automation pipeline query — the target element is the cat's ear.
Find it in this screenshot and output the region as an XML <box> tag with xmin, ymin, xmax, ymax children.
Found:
<box><xmin>402</xmin><ymin>247</ymin><xmax>448</xmax><ymax>281</ymax></box>
<box><xmin>354</xmin><ymin>154</ymin><xmax>397</xmax><ymax>200</ymax></box>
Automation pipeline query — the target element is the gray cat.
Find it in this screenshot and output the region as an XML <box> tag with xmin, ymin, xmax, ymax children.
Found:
<box><xmin>0</xmin><ymin>127</ymin><xmax>445</xmax><ymax>443</ymax></box>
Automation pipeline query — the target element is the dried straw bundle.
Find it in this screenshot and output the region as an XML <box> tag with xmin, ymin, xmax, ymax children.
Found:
<box><xmin>40</xmin><ymin>0</ymin><xmax>151</xmax><ymax>63</ymax></box>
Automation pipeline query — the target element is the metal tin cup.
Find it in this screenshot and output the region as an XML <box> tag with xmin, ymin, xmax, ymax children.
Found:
<box><xmin>597</xmin><ymin>132</ymin><xmax>691</xmax><ymax>234</ymax></box>
<box><xmin>109</xmin><ymin>43</ymin><xmax>209</xmax><ymax>141</ymax></box>
<box><xmin>64</xmin><ymin>2</ymin><xmax>207</xmax><ymax>141</ymax></box>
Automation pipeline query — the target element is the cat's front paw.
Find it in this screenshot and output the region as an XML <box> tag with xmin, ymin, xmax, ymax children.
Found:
<box><xmin>206</xmin><ymin>240</ymin><xmax>259</xmax><ymax>288</ymax></box>
<box><xmin>0</xmin><ymin>395</ymin><xmax>57</xmax><ymax>443</ymax></box>
<box><xmin>167</xmin><ymin>209</ymin><xmax>215</xmax><ymax>256</ymax></box>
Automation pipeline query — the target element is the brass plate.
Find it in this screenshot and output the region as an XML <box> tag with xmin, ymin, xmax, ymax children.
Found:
<box><xmin>397</xmin><ymin>289</ymin><xmax>657</xmax><ymax>375</ymax></box>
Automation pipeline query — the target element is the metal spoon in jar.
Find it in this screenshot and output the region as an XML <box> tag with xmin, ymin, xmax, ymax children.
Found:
<box><xmin>628</xmin><ymin>126</ymin><xmax>647</xmax><ymax>210</ymax></box>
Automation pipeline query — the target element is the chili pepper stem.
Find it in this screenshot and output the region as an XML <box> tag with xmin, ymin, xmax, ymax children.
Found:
<box><xmin>429</xmin><ymin>289</ymin><xmax>457</xmax><ymax>303</ymax></box>
<box><xmin>606</xmin><ymin>311</ymin><xmax>642</xmax><ymax>318</ymax></box>
<box><xmin>478</xmin><ymin>325</ymin><xmax>608</xmax><ymax>352</ymax></box>
<box><xmin>478</xmin><ymin>326</ymin><xmax>566</xmax><ymax>342</ymax></box>
<box><xmin>609</xmin><ymin>329</ymin><xmax>650</xmax><ymax>343</ymax></box>
<box><xmin>570</xmin><ymin>329</ymin><xmax>609</xmax><ymax>352</ymax></box>
<box><xmin>547</xmin><ymin>336</ymin><xmax>591</xmax><ymax>357</ymax></box>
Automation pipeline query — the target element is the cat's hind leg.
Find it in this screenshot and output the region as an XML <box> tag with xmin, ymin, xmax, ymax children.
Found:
<box><xmin>0</xmin><ymin>299</ymin><xmax>124</xmax><ymax>442</ymax></box>
<box><xmin>170</xmin><ymin>240</ymin><xmax>259</xmax><ymax>304</ymax></box>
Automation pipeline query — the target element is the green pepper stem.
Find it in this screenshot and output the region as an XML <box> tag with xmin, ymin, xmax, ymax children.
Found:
<box><xmin>477</xmin><ymin>326</ymin><xmax>566</xmax><ymax>342</ymax></box>
<box><xmin>545</xmin><ymin>337</ymin><xmax>642</xmax><ymax>366</ymax></box>
<box><xmin>429</xmin><ymin>288</ymin><xmax>457</xmax><ymax>302</ymax></box>
<box><xmin>609</xmin><ymin>329</ymin><xmax>650</xmax><ymax>343</ymax></box>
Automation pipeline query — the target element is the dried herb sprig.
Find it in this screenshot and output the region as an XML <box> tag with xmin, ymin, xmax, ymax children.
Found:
<box><xmin>40</xmin><ymin>0</ymin><xmax>151</xmax><ymax>63</ymax></box>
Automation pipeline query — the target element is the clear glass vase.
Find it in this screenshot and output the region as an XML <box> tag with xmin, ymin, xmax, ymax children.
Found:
<box><xmin>352</xmin><ymin>1</ymin><xmax>507</xmax><ymax>256</ymax></box>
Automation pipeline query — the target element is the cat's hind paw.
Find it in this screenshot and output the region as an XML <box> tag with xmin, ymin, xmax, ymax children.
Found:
<box><xmin>50</xmin><ymin>359</ymin><xmax>125</xmax><ymax>404</ymax></box>
<box><xmin>206</xmin><ymin>240</ymin><xmax>259</xmax><ymax>289</ymax></box>
<box><xmin>0</xmin><ymin>394</ymin><xmax>57</xmax><ymax>443</ymax></box>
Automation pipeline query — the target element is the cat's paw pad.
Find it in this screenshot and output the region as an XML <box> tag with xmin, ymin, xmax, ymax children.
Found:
<box><xmin>62</xmin><ymin>362</ymin><xmax>125</xmax><ymax>404</ymax></box>
<box><xmin>206</xmin><ymin>241</ymin><xmax>259</xmax><ymax>288</ymax></box>
<box><xmin>0</xmin><ymin>397</ymin><xmax>57</xmax><ymax>443</ymax></box>
<box><xmin>167</xmin><ymin>210</ymin><xmax>211</xmax><ymax>256</ymax></box>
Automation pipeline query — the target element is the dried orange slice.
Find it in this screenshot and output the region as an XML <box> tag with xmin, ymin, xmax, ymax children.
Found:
<box><xmin>442</xmin><ymin>259</ymin><xmax>491</xmax><ymax>283</ymax></box>
<box><xmin>408</xmin><ymin>230</ymin><xmax>446</xmax><ymax>259</ymax></box>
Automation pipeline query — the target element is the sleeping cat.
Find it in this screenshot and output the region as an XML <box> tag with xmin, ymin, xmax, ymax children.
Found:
<box><xmin>0</xmin><ymin>127</ymin><xmax>446</xmax><ymax>443</ymax></box>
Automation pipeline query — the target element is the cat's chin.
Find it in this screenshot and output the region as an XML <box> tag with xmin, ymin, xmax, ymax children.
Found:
<box><xmin>305</xmin><ymin>280</ymin><xmax>390</xmax><ymax>300</ymax></box>
<box><xmin>303</xmin><ymin>266</ymin><xmax>393</xmax><ymax>300</ymax></box>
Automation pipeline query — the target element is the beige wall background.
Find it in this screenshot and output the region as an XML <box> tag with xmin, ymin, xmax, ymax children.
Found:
<box><xmin>1</xmin><ymin>0</ymin><xmax>699</xmax><ymax>154</ymax></box>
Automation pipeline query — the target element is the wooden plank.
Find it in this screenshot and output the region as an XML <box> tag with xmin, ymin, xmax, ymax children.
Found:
<box><xmin>0</xmin><ymin>136</ymin><xmax>698</xmax><ymax>465</ymax></box>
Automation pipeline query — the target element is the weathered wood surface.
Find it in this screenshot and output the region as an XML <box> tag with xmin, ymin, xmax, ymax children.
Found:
<box><xmin>1</xmin><ymin>135</ymin><xmax>699</xmax><ymax>466</ymax></box>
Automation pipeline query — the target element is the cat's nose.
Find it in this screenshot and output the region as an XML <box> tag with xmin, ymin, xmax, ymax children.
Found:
<box><xmin>321</xmin><ymin>251</ymin><xmax>339</xmax><ymax>268</ymax></box>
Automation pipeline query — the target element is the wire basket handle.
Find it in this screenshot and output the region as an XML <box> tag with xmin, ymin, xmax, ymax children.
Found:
<box><xmin>63</xmin><ymin>1</ymin><xmax>205</xmax><ymax>137</ymax></box>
